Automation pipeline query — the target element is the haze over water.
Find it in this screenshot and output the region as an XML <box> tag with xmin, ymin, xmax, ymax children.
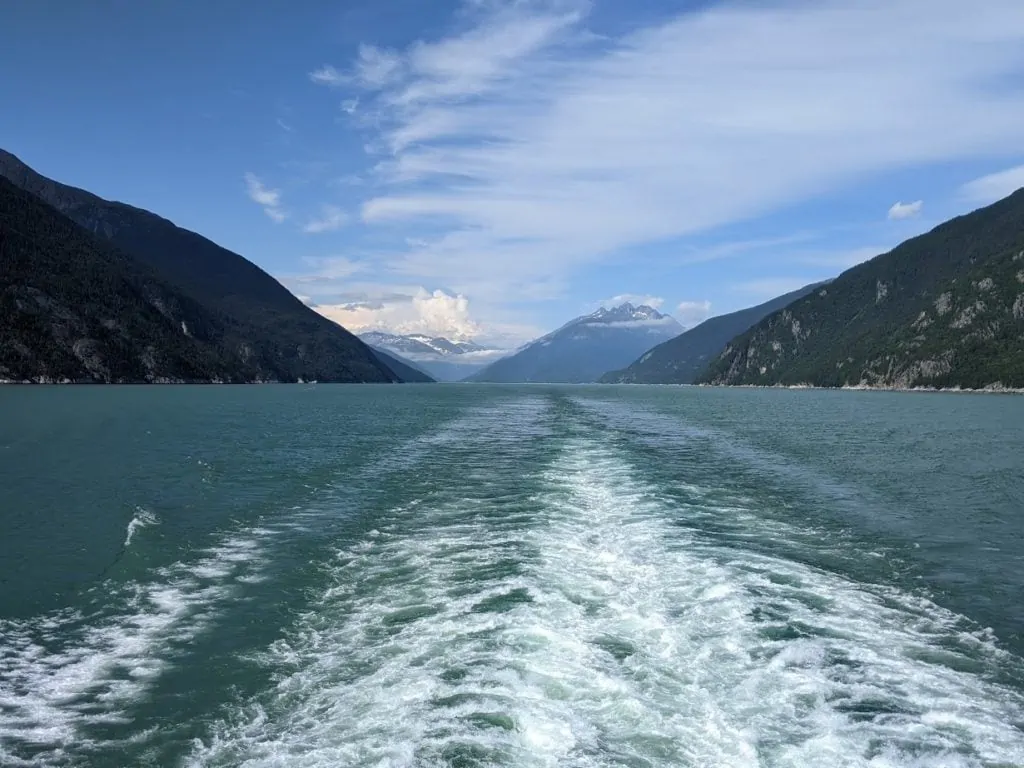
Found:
<box><xmin>1</xmin><ymin>385</ymin><xmax>1023</xmax><ymax>767</ymax></box>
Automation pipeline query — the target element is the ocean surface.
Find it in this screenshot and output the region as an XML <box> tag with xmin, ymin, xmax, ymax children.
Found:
<box><xmin>1</xmin><ymin>384</ymin><xmax>1023</xmax><ymax>767</ymax></box>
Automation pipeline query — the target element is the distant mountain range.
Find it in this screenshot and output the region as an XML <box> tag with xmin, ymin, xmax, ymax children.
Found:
<box><xmin>469</xmin><ymin>303</ymin><xmax>682</xmax><ymax>383</ymax></box>
<box><xmin>600</xmin><ymin>283</ymin><xmax>825</xmax><ymax>384</ymax></box>
<box><xmin>700</xmin><ymin>189</ymin><xmax>1024</xmax><ymax>389</ymax></box>
<box><xmin>0</xmin><ymin>149</ymin><xmax>410</xmax><ymax>383</ymax></box>
<box><xmin>359</xmin><ymin>331</ymin><xmax>502</xmax><ymax>381</ymax></box>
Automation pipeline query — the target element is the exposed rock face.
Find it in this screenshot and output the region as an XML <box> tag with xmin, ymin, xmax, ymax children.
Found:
<box><xmin>1</xmin><ymin>177</ymin><xmax>256</xmax><ymax>383</ymax></box>
<box><xmin>699</xmin><ymin>188</ymin><xmax>1024</xmax><ymax>389</ymax></box>
<box><xmin>600</xmin><ymin>283</ymin><xmax>823</xmax><ymax>384</ymax></box>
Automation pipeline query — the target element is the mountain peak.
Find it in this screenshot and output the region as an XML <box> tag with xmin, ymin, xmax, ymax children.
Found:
<box><xmin>469</xmin><ymin>303</ymin><xmax>683</xmax><ymax>383</ymax></box>
<box><xmin>585</xmin><ymin>303</ymin><xmax>666</xmax><ymax>324</ymax></box>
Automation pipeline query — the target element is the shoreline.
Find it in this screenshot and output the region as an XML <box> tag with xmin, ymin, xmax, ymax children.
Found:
<box><xmin>692</xmin><ymin>382</ymin><xmax>1024</xmax><ymax>395</ymax></box>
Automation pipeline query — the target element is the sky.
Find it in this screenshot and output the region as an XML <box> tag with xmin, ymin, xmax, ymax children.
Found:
<box><xmin>3</xmin><ymin>0</ymin><xmax>1024</xmax><ymax>348</ymax></box>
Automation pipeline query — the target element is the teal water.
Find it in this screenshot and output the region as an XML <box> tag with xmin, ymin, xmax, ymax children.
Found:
<box><xmin>1</xmin><ymin>384</ymin><xmax>1023</xmax><ymax>767</ymax></box>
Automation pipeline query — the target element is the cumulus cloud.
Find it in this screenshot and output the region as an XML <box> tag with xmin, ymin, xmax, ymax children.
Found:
<box><xmin>960</xmin><ymin>164</ymin><xmax>1024</xmax><ymax>205</ymax></box>
<box><xmin>313</xmin><ymin>288</ymin><xmax>483</xmax><ymax>340</ymax></box>
<box><xmin>887</xmin><ymin>200</ymin><xmax>923</xmax><ymax>220</ymax></box>
<box><xmin>244</xmin><ymin>172</ymin><xmax>287</xmax><ymax>222</ymax></box>
<box><xmin>676</xmin><ymin>300</ymin><xmax>713</xmax><ymax>328</ymax></box>
<box><xmin>305</xmin><ymin>0</ymin><xmax>1024</xmax><ymax>302</ymax></box>
<box><xmin>302</xmin><ymin>205</ymin><xmax>349</xmax><ymax>234</ymax></box>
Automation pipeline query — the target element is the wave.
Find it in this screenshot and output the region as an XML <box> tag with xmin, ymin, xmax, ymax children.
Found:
<box><xmin>123</xmin><ymin>507</ymin><xmax>161</xmax><ymax>548</ymax></box>
<box><xmin>0</xmin><ymin>527</ymin><xmax>276</xmax><ymax>766</ymax></box>
<box><xmin>188</xmin><ymin>438</ymin><xmax>1024</xmax><ymax>767</ymax></box>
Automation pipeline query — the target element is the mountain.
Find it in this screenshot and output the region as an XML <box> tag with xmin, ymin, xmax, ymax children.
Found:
<box><xmin>600</xmin><ymin>283</ymin><xmax>824</xmax><ymax>384</ymax></box>
<box><xmin>358</xmin><ymin>331</ymin><xmax>502</xmax><ymax>381</ymax></box>
<box><xmin>0</xmin><ymin>149</ymin><xmax>400</xmax><ymax>383</ymax></box>
<box><xmin>468</xmin><ymin>303</ymin><xmax>683</xmax><ymax>383</ymax></box>
<box><xmin>0</xmin><ymin>176</ymin><xmax>259</xmax><ymax>382</ymax></box>
<box><xmin>700</xmin><ymin>190</ymin><xmax>1024</xmax><ymax>389</ymax></box>
<box><xmin>359</xmin><ymin>331</ymin><xmax>486</xmax><ymax>357</ymax></box>
<box><xmin>365</xmin><ymin>345</ymin><xmax>435</xmax><ymax>383</ymax></box>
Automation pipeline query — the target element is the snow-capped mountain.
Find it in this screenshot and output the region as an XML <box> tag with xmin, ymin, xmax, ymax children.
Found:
<box><xmin>359</xmin><ymin>331</ymin><xmax>486</xmax><ymax>358</ymax></box>
<box><xmin>357</xmin><ymin>331</ymin><xmax>504</xmax><ymax>381</ymax></box>
<box><xmin>468</xmin><ymin>303</ymin><xmax>683</xmax><ymax>383</ymax></box>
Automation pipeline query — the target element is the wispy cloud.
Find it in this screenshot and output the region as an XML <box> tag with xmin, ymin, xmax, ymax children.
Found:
<box><xmin>676</xmin><ymin>300</ymin><xmax>713</xmax><ymax>327</ymax></box>
<box><xmin>308</xmin><ymin>0</ymin><xmax>1024</xmax><ymax>313</ymax></box>
<box><xmin>302</xmin><ymin>205</ymin><xmax>349</xmax><ymax>234</ymax></box>
<box><xmin>244</xmin><ymin>172</ymin><xmax>287</xmax><ymax>222</ymax></box>
<box><xmin>309</xmin><ymin>44</ymin><xmax>404</xmax><ymax>89</ymax></box>
<box><xmin>733</xmin><ymin>278</ymin><xmax>815</xmax><ymax>299</ymax></box>
<box><xmin>960</xmin><ymin>164</ymin><xmax>1024</xmax><ymax>205</ymax></box>
<box><xmin>887</xmin><ymin>200</ymin><xmax>923</xmax><ymax>220</ymax></box>
<box><xmin>791</xmin><ymin>246</ymin><xmax>884</xmax><ymax>270</ymax></box>
<box><xmin>597</xmin><ymin>294</ymin><xmax>664</xmax><ymax>310</ymax></box>
<box><xmin>292</xmin><ymin>256</ymin><xmax>366</xmax><ymax>282</ymax></box>
<box><xmin>309</xmin><ymin>65</ymin><xmax>345</xmax><ymax>86</ymax></box>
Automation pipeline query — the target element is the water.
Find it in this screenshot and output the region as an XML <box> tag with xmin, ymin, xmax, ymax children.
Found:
<box><xmin>1</xmin><ymin>384</ymin><xmax>1022</xmax><ymax>767</ymax></box>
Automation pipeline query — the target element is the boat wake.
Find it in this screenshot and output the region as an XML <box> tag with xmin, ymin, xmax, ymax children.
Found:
<box><xmin>188</xmin><ymin>438</ymin><xmax>1024</xmax><ymax>767</ymax></box>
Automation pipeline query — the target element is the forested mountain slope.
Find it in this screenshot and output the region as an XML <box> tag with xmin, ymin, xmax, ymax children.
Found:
<box><xmin>0</xmin><ymin>177</ymin><xmax>259</xmax><ymax>382</ymax></box>
<box><xmin>600</xmin><ymin>283</ymin><xmax>822</xmax><ymax>384</ymax></box>
<box><xmin>0</xmin><ymin>149</ymin><xmax>397</xmax><ymax>383</ymax></box>
<box><xmin>700</xmin><ymin>191</ymin><xmax>1024</xmax><ymax>389</ymax></box>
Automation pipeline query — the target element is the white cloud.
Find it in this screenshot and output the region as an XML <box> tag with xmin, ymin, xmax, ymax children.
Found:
<box><xmin>244</xmin><ymin>172</ymin><xmax>287</xmax><ymax>222</ymax></box>
<box><xmin>314</xmin><ymin>288</ymin><xmax>483</xmax><ymax>340</ymax></box>
<box><xmin>597</xmin><ymin>317</ymin><xmax>680</xmax><ymax>329</ymax></box>
<box><xmin>341</xmin><ymin>98</ymin><xmax>360</xmax><ymax>115</ymax></box>
<box><xmin>309</xmin><ymin>46</ymin><xmax>403</xmax><ymax>89</ymax></box>
<box><xmin>676</xmin><ymin>300</ymin><xmax>712</xmax><ymax>327</ymax></box>
<box><xmin>309</xmin><ymin>65</ymin><xmax>345</xmax><ymax>86</ymax></box>
<box><xmin>960</xmin><ymin>163</ymin><xmax>1024</xmax><ymax>205</ymax></box>
<box><xmin>791</xmin><ymin>245</ymin><xmax>885</xmax><ymax>270</ymax></box>
<box><xmin>733</xmin><ymin>278</ymin><xmax>814</xmax><ymax>299</ymax></box>
<box><xmin>391</xmin><ymin>8</ymin><xmax>582</xmax><ymax>107</ymax></box>
<box><xmin>302</xmin><ymin>205</ymin><xmax>349</xmax><ymax>234</ymax></box>
<box><xmin>598</xmin><ymin>294</ymin><xmax>664</xmax><ymax>309</ymax></box>
<box><xmin>887</xmin><ymin>200</ymin><xmax>923</xmax><ymax>220</ymax></box>
<box><xmin>292</xmin><ymin>256</ymin><xmax>366</xmax><ymax>282</ymax></box>
<box><xmin>310</xmin><ymin>0</ymin><xmax>1024</xmax><ymax>302</ymax></box>
<box><xmin>354</xmin><ymin>44</ymin><xmax>404</xmax><ymax>88</ymax></box>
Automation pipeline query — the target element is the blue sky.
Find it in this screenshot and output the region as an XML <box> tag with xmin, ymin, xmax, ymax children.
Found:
<box><xmin>3</xmin><ymin>0</ymin><xmax>1024</xmax><ymax>347</ymax></box>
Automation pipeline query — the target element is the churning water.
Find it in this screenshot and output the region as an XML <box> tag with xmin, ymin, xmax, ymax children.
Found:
<box><xmin>1</xmin><ymin>385</ymin><xmax>1022</xmax><ymax>766</ymax></box>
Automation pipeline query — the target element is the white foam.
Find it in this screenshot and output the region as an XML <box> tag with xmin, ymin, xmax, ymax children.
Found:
<box><xmin>123</xmin><ymin>507</ymin><xmax>160</xmax><ymax>548</ymax></box>
<box><xmin>0</xmin><ymin>528</ymin><xmax>274</xmax><ymax>763</ymax></box>
<box><xmin>188</xmin><ymin>440</ymin><xmax>1024</xmax><ymax>767</ymax></box>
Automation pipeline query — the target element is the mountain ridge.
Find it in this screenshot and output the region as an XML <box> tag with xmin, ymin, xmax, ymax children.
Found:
<box><xmin>469</xmin><ymin>303</ymin><xmax>683</xmax><ymax>383</ymax></box>
<box><xmin>600</xmin><ymin>284</ymin><xmax>825</xmax><ymax>384</ymax></box>
<box><xmin>699</xmin><ymin>190</ymin><xmax>1024</xmax><ymax>389</ymax></box>
<box><xmin>0</xmin><ymin>148</ymin><xmax>400</xmax><ymax>383</ymax></box>
<box><xmin>359</xmin><ymin>330</ymin><xmax>503</xmax><ymax>381</ymax></box>
<box><xmin>0</xmin><ymin>176</ymin><xmax>267</xmax><ymax>383</ymax></box>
